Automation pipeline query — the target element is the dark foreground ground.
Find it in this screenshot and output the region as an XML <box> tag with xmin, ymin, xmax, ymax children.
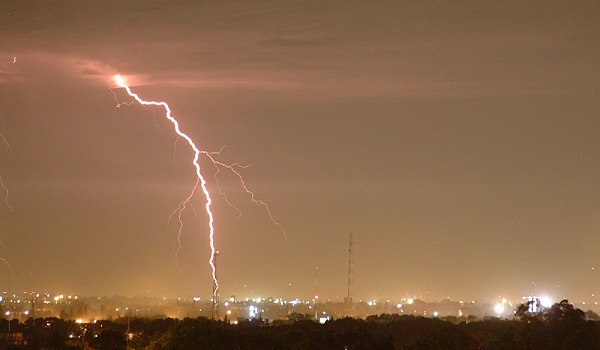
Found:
<box><xmin>2</xmin><ymin>300</ymin><xmax>599</xmax><ymax>349</ymax></box>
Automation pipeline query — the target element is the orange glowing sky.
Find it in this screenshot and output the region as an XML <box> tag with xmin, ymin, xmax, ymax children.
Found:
<box><xmin>0</xmin><ymin>1</ymin><xmax>599</xmax><ymax>304</ymax></box>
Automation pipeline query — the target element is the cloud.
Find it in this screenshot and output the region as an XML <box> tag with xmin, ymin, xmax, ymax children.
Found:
<box><xmin>2</xmin><ymin>1</ymin><xmax>598</xmax><ymax>97</ymax></box>
<box><xmin>0</xmin><ymin>51</ymin><xmax>119</xmax><ymax>86</ymax></box>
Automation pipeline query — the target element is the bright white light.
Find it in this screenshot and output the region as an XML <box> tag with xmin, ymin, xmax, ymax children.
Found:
<box><xmin>539</xmin><ymin>297</ymin><xmax>552</xmax><ymax>308</ymax></box>
<box><xmin>433</xmin><ymin>311</ymin><xmax>439</xmax><ymax>317</ymax></box>
<box><xmin>76</xmin><ymin>319</ymin><xmax>83</xmax><ymax>324</ymax></box>
<box><xmin>114</xmin><ymin>74</ymin><xmax>126</xmax><ymax>87</ymax></box>
<box><xmin>396</xmin><ymin>303</ymin><xmax>402</xmax><ymax>309</ymax></box>
<box><xmin>407</xmin><ymin>298</ymin><xmax>414</xmax><ymax>305</ymax></box>
<box><xmin>249</xmin><ymin>305</ymin><xmax>257</xmax><ymax>318</ymax></box>
<box><xmin>494</xmin><ymin>304</ymin><xmax>505</xmax><ymax>314</ymax></box>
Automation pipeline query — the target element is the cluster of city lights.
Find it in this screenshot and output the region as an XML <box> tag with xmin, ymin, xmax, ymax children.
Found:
<box><xmin>6</xmin><ymin>289</ymin><xmax>600</xmax><ymax>324</ymax></box>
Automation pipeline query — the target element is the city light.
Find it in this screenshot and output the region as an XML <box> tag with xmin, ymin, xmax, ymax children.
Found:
<box><xmin>249</xmin><ymin>305</ymin><xmax>257</xmax><ymax>319</ymax></box>
<box><xmin>539</xmin><ymin>297</ymin><xmax>553</xmax><ymax>308</ymax></box>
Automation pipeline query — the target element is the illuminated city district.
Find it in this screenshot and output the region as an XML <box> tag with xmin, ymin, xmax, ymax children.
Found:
<box><xmin>1</xmin><ymin>290</ymin><xmax>596</xmax><ymax>325</ymax></box>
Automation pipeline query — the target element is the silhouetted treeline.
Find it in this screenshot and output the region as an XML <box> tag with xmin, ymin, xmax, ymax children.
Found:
<box><xmin>2</xmin><ymin>300</ymin><xmax>600</xmax><ymax>349</ymax></box>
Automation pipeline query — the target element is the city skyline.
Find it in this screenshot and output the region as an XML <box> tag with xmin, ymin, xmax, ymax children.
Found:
<box><xmin>1</xmin><ymin>1</ymin><xmax>599</xmax><ymax>304</ymax></box>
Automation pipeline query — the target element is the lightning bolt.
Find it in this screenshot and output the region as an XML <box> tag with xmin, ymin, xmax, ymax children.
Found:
<box><xmin>204</xmin><ymin>147</ymin><xmax>243</xmax><ymax>219</ymax></box>
<box><xmin>0</xmin><ymin>108</ymin><xmax>9</xmax><ymax>149</ymax></box>
<box><xmin>112</xmin><ymin>75</ymin><xmax>219</xmax><ymax>291</ymax></box>
<box><xmin>112</xmin><ymin>74</ymin><xmax>289</xmax><ymax>296</ymax></box>
<box><xmin>0</xmin><ymin>230</ymin><xmax>12</xmax><ymax>275</ymax></box>
<box><xmin>0</xmin><ymin>216</ymin><xmax>11</xmax><ymax>272</ymax></box>
<box><xmin>0</xmin><ymin>257</ymin><xmax>13</xmax><ymax>274</ymax></box>
<box><xmin>168</xmin><ymin>178</ymin><xmax>200</xmax><ymax>261</ymax></box>
<box><xmin>0</xmin><ymin>108</ymin><xmax>13</xmax><ymax>212</ymax></box>
<box><xmin>201</xmin><ymin>151</ymin><xmax>288</xmax><ymax>242</ymax></box>
<box><xmin>0</xmin><ymin>176</ymin><xmax>12</xmax><ymax>212</ymax></box>
<box><xmin>0</xmin><ymin>65</ymin><xmax>14</xmax><ymax>273</ymax></box>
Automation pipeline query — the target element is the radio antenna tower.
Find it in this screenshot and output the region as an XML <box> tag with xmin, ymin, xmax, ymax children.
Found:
<box><xmin>211</xmin><ymin>250</ymin><xmax>220</xmax><ymax>320</ymax></box>
<box><xmin>314</xmin><ymin>266</ymin><xmax>319</xmax><ymax>320</ymax></box>
<box><xmin>345</xmin><ymin>233</ymin><xmax>354</xmax><ymax>316</ymax></box>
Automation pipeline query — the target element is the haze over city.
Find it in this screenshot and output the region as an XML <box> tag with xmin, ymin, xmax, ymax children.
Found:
<box><xmin>1</xmin><ymin>1</ymin><xmax>599</xmax><ymax>307</ymax></box>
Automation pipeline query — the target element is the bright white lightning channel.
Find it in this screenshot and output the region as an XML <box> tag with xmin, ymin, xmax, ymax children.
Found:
<box><xmin>111</xmin><ymin>74</ymin><xmax>287</xmax><ymax>294</ymax></box>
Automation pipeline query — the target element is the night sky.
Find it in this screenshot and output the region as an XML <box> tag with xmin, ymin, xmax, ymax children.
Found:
<box><xmin>1</xmin><ymin>1</ymin><xmax>599</xmax><ymax>304</ymax></box>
